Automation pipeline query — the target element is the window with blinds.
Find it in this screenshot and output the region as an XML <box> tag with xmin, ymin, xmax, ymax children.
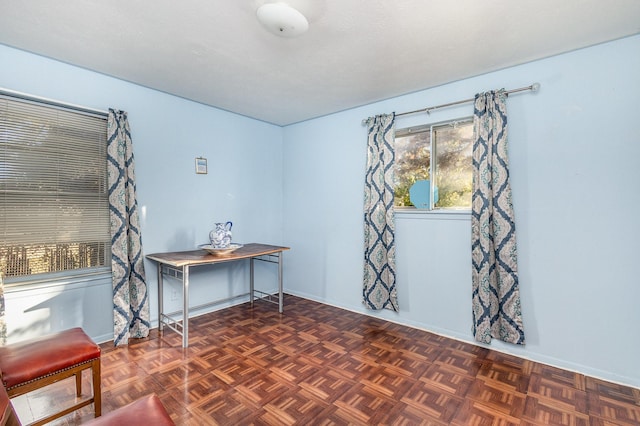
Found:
<box><xmin>0</xmin><ymin>95</ymin><xmax>110</xmax><ymax>281</ymax></box>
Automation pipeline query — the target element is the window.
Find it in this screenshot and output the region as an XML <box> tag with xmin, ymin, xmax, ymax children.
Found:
<box><xmin>0</xmin><ymin>95</ymin><xmax>110</xmax><ymax>282</ymax></box>
<box><xmin>394</xmin><ymin>118</ymin><xmax>473</xmax><ymax>210</ymax></box>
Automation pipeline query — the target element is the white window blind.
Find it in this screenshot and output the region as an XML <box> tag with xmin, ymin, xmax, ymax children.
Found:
<box><xmin>0</xmin><ymin>95</ymin><xmax>110</xmax><ymax>279</ymax></box>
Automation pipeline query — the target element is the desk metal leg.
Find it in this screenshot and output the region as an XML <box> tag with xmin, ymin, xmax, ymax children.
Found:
<box><xmin>278</xmin><ymin>252</ymin><xmax>283</xmax><ymax>313</ymax></box>
<box><xmin>157</xmin><ymin>263</ymin><xmax>164</xmax><ymax>332</ymax></box>
<box><xmin>183</xmin><ymin>265</ymin><xmax>190</xmax><ymax>348</ymax></box>
<box><xmin>250</xmin><ymin>258</ymin><xmax>255</xmax><ymax>307</ymax></box>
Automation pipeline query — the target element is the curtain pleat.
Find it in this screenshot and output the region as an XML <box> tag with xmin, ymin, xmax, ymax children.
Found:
<box><xmin>363</xmin><ymin>113</ymin><xmax>398</xmax><ymax>312</ymax></box>
<box><xmin>107</xmin><ymin>109</ymin><xmax>150</xmax><ymax>346</ymax></box>
<box><xmin>471</xmin><ymin>90</ymin><xmax>525</xmax><ymax>345</ymax></box>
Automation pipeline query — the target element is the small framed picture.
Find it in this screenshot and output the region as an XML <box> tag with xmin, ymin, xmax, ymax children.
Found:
<box><xmin>195</xmin><ymin>157</ymin><xmax>207</xmax><ymax>174</ymax></box>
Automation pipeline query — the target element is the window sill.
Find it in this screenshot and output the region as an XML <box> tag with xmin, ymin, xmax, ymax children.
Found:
<box><xmin>4</xmin><ymin>268</ymin><xmax>112</xmax><ymax>293</ymax></box>
<box><xmin>395</xmin><ymin>208</ymin><xmax>471</xmax><ymax>221</ymax></box>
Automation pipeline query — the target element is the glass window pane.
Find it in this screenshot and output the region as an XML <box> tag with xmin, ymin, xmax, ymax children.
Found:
<box><xmin>394</xmin><ymin>131</ymin><xmax>430</xmax><ymax>207</ymax></box>
<box><xmin>433</xmin><ymin>122</ymin><xmax>473</xmax><ymax>209</ymax></box>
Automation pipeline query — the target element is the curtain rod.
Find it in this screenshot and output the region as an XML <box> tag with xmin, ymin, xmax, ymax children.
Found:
<box><xmin>362</xmin><ymin>82</ymin><xmax>540</xmax><ymax>125</ymax></box>
<box><xmin>0</xmin><ymin>87</ymin><xmax>108</xmax><ymax>118</ymax></box>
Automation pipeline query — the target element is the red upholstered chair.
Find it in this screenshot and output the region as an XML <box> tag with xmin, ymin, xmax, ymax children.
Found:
<box><xmin>0</xmin><ymin>381</ymin><xmax>19</xmax><ymax>426</ymax></box>
<box><xmin>0</xmin><ymin>328</ymin><xmax>101</xmax><ymax>426</ymax></box>
<box><xmin>0</xmin><ymin>381</ymin><xmax>174</xmax><ymax>426</ymax></box>
<box><xmin>84</xmin><ymin>394</ymin><xmax>174</xmax><ymax>426</ymax></box>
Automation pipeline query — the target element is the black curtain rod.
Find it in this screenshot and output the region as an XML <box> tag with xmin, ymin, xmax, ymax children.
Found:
<box><xmin>362</xmin><ymin>82</ymin><xmax>540</xmax><ymax>125</ymax></box>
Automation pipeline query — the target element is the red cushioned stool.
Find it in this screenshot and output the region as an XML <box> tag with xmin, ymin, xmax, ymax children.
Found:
<box><xmin>1</xmin><ymin>380</ymin><xmax>174</xmax><ymax>426</ymax></box>
<box><xmin>0</xmin><ymin>327</ymin><xmax>101</xmax><ymax>426</ymax></box>
<box><xmin>86</xmin><ymin>394</ymin><xmax>174</xmax><ymax>426</ymax></box>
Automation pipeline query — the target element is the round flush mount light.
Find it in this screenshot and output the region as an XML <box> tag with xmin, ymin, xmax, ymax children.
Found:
<box><xmin>256</xmin><ymin>3</ymin><xmax>309</xmax><ymax>38</ymax></box>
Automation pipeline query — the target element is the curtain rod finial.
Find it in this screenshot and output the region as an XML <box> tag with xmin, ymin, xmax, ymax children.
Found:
<box><xmin>531</xmin><ymin>82</ymin><xmax>541</xmax><ymax>92</ymax></box>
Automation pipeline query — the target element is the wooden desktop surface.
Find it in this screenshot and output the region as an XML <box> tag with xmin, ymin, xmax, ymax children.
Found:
<box><xmin>146</xmin><ymin>243</ymin><xmax>290</xmax><ymax>267</ymax></box>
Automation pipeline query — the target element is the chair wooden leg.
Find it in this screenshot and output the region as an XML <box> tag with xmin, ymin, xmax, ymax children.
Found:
<box><xmin>92</xmin><ymin>358</ymin><xmax>102</xmax><ymax>417</ymax></box>
<box><xmin>76</xmin><ymin>371</ymin><xmax>82</xmax><ymax>397</ymax></box>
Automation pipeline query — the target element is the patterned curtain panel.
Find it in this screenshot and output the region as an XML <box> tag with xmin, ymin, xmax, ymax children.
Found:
<box><xmin>471</xmin><ymin>90</ymin><xmax>525</xmax><ymax>345</ymax></box>
<box><xmin>107</xmin><ymin>109</ymin><xmax>150</xmax><ymax>346</ymax></box>
<box><xmin>363</xmin><ymin>113</ymin><xmax>398</xmax><ymax>312</ymax></box>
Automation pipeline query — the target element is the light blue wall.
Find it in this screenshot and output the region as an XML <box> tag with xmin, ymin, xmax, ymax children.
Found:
<box><xmin>282</xmin><ymin>35</ymin><xmax>640</xmax><ymax>388</ymax></box>
<box><xmin>2</xmin><ymin>34</ymin><xmax>639</xmax><ymax>388</ymax></box>
<box><xmin>1</xmin><ymin>44</ymin><xmax>284</xmax><ymax>344</ymax></box>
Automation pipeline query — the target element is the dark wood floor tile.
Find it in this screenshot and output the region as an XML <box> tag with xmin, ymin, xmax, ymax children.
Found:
<box><xmin>275</xmin><ymin>335</ymin><xmax>322</xmax><ymax>358</ymax></box>
<box><xmin>206</xmin><ymin>322</ymin><xmax>255</xmax><ymax>344</ymax></box>
<box><xmin>520</xmin><ymin>394</ymin><xmax>590</xmax><ymax>425</ymax></box>
<box><xmin>259</xmin><ymin>388</ymin><xmax>331</xmax><ymax>424</ymax></box>
<box><xmin>343</xmin><ymin>318</ymin><xmax>389</xmax><ymax>337</ymax></box>
<box><xmin>169</xmin><ymin>410</ymin><xmax>218</xmax><ymax>426</ymax></box>
<box><xmin>366</xmin><ymin>329</ymin><xmax>410</xmax><ymax>350</ymax></box>
<box><xmin>450</xmin><ymin>399</ymin><xmax>522</xmax><ymax>425</ymax></box>
<box><xmin>246</xmin><ymin>342</ymin><xmax>291</xmax><ymax>368</ymax></box>
<box><xmin>586</xmin><ymin>376</ymin><xmax>640</xmax><ymax>405</ymax></box>
<box><xmin>531</xmin><ymin>363</ymin><xmax>586</xmax><ymax>391</ymax></box>
<box><xmin>329</xmin><ymin>352</ymin><xmax>380</xmax><ymax>381</ymax></box>
<box><xmin>198</xmin><ymin>344</ymin><xmax>243</xmax><ymax>369</ymax></box>
<box><xmin>445</xmin><ymin>339</ymin><xmax>492</xmax><ymax>359</ymax></box>
<box><xmin>295</xmin><ymin>322</ymin><xmax>341</xmax><ymax>341</ymax></box>
<box><xmin>398</xmin><ymin>341</ymin><xmax>444</xmax><ymax>364</ymax></box>
<box><xmin>434</xmin><ymin>347</ymin><xmax>486</xmax><ymax>377</ymax></box>
<box><xmin>359</xmin><ymin>365</ymin><xmax>417</xmax><ymax>401</ymax></box>
<box><xmin>305</xmin><ymin>409</ymin><xmax>354</xmax><ymax>426</ymax></box>
<box><xmin>298</xmin><ymin>341</ymin><xmax>349</xmax><ymax>366</ymax></box>
<box><xmin>465</xmin><ymin>378</ymin><xmax>527</xmax><ymax>418</ymax></box>
<box><xmin>326</xmin><ymin>332</ymin><xmax>368</xmax><ymax>352</ymax></box>
<box><xmin>234</xmin><ymin>371</ymin><xmax>295</xmax><ymax>407</ymax></box>
<box><xmin>485</xmin><ymin>351</ymin><xmax>535</xmax><ymax>376</ymax></box>
<box><xmin>418</xmin><ymin>363</ymin><xmax>476</xmax><ymax>397</ymax></box>
<box><xmin>297</xmin><ymin>367</ymin><xmax>354</xmax><ymax>403</ymax></box>
<box><xmin>331</xmin><ymin>383</ymin><xmax>397</xmax><ymax>424</ymax></box>
<box><xmin>379</xmin><ymin>401</ymin><xmax>450</xmax><ymax>425</ymax></box>
<box><xmin>257</xmin><ymin>323</ymin><xmax>298</xmax><ymax>343</ymax></box>
<box><xmin>277</xmin><ymin>315</ymin><xmax>317</xmax><ymax>332</ymax></box>
<box><xmin>357</xmin><ymin>341</ymin><xmax>397</xmax><ymax>364</ymax></box>
<box><xmin>100</xmin><ymin>355</ymin><xmax>150</xmax><ymax>389</ymax></box>
<box><xmin>167</xmin><ymin>373</ymin><xmax>230</xmax><ymax>406</ymax></box>
<box><xmin>380</xmin><ymin>348</ymin><xmax>433</xmax><ymax>378</ymax></box>
<box><xmin>401</xmin><ymin>379</ymin><xmax>465</xmax><ymax>422</ymax></box>
<box><xmin>210</xmin><ymin>357</ymin><xmax>265</xmax><ymax>386</ymax></box>
<box><xmin>269</xmin><ymin>355</ymin><xmax>323</xmax><ymax>384</ymax></box>
<box><xmin>192</xmin><ymin>387</ymin><xmax>260</xmax><ymax>425</ymax></box>
<box><xmin>478</xmin><ymin>360</ymin><xmax>531</xmax><ymax>393</ymax></box>
<box><xmin>222</xmin><ymin>334</ymin><xmax>271</xmax><ymax>357</ymax></box>
<box><xmin>526</xmin><ymin>374</ymin><xmax>588</xmax><ymax>413</ymax></box>
<box><xmin>587</xmin><ymin>393</ymin><xmax>640</xmax><ymax>425</ymax></box>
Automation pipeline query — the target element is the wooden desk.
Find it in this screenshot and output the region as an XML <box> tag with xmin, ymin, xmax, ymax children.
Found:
<box><xmin>146</xmin><ymin>243</ymin><xmax>289</xmax><ymax>347</ymax></box>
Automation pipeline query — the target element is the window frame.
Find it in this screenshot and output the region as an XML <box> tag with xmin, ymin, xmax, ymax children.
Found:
<box><xmin>394</xmin><ymin>116</ymin><xmax>474</xmax><ymax>213</ymax></box>
<box><xmin>0</xmin><ymin>92</ymin><xmax>111</xmax><ymax>286</ymax></box>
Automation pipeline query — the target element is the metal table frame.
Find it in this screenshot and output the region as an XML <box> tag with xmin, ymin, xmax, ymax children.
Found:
<box><xmin>146</xmin><ymin>243</ymin><xmax>289</xmax><ymax>347</ymax></box>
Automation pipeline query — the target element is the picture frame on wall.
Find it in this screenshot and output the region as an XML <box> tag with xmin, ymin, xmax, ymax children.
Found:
<box><xmin>195</xmin><ymin>157</ymin><xmax>207</xmax><ymax>174</ymax></box>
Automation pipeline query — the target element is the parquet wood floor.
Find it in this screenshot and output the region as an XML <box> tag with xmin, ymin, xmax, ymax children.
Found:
<box><xmin>12</xmin><ymin>295</ymin><xmax>640</xmax><ymax>425</ymax></box>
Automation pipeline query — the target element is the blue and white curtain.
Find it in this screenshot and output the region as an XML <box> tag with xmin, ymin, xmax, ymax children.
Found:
<box><xmin>471</xmin><ymin>90</ymin><xmax>525</xmax><ymax>345</ymax></box>
<box><xmin>107</xmin><ymin>109</ymin><xmax>150</xmax><ymax>346</ymax></box>
<box><xmin>363</xmin><ymin>113</ymin><xmax>398</xmax><ymax>312</ymax></box>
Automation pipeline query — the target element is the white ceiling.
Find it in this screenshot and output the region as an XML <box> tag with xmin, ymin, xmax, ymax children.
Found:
<box><xmin>1</xmin><ymin>0</ymin><xmax>639</xmax><ymax>126</ymax></box>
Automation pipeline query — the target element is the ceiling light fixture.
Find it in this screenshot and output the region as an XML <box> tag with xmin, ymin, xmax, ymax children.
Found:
<box><xmin>256</xmin><ymin>3</ymin><xmax>309</xmax><ymax>38</ymax></box>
